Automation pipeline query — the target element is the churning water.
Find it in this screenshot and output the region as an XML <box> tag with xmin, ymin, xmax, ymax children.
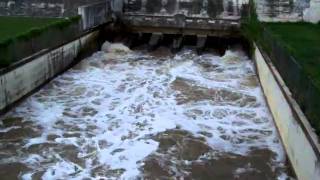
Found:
<box><xmin>0</xmin><ymin>46</ymin><xmax>289</xmax><ymax>179</ymax></box>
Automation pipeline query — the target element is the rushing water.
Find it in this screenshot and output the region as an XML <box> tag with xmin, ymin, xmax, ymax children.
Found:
<box><xmin>0</xmin><ymin>46</ymin><xmax>290</xmax><ymax>179</ymax></box>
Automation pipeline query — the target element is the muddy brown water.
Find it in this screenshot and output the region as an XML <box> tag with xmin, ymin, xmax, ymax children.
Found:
<box><xmin>0</xmin><ymin>47</ymin><xmax>290</xmax><ymax>179</ymax></box>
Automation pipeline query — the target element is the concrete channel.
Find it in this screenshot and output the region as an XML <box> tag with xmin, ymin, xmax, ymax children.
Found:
<box><xmin>0</xmin><ymin>0</ymin><xmax>320</xmax><ymax>179</ymax></box>
<box><xmin>0</xmin><ymin>28</ymin><xmax>292</xmax><ymax>179</ymax></box>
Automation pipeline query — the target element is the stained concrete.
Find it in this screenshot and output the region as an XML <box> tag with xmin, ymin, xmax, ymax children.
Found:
<box><xmin>0</xmin><ymin>31</ymin><xmax>99</xmax><ymax>113</ymax></box>
<box><xmin>254</xmin><ymin>45</ymin><xmax>320</xmax><ymax>180</ymax></box>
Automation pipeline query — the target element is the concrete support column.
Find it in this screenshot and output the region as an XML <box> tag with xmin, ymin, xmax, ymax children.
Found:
<box><xmin>148</xmin><ymin>33</ymin><xmax>163</xmax><ymax>51</ymax></box>
<box><xmin>160</xmin><ymin>0</ymin><xmax>168</xmax><ymax>14</ymax></box>
<box><xmin>196</xmin><ymin>35</ymin><xmax>207</xmax><ymax>54</ymax></box>
<box><xmin>111</xmin><ymin>0</ymin><xmax>124</xmax><ymax>21</ymax></box>
<box><xmin>222</xmin><ymin>0</ymin><xmax>229</xmax><ymax>16</ymax></box>
<box><xmin>200</xmin><ymin>0</ymin><xmax>208</xmax><ymax>17</ymax></box>
<box><xmin>175</xmin><ymin>0</ymin><xmax>180</xmax><ymax>14</ymax></box>
<box><xmin>172</xmin><ymin>35</ymin><xmax>183</xmax><ymax>53</ymax></box>
<box><xmin>78</xmin><ymin>6</ymin><xmax>87</xmax><ymax>30</ymax></box>
<box><xmin>141</xmin><ymin>0</ymin><xmax>147</xmax><ymax>13</ymax></box>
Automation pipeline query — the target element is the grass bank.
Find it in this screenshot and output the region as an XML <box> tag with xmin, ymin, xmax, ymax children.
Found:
<box><xmin>0</xmin><ymin>16</ymin><xmax>81</xmax><ymax>67</ymax></box>
<box><xmin>0</xmin><ymin>16</ymin><xmax>59</xmax><ymax>42</ymax></box>
<box><xmin>264</xmin><ymin>23</ymin><xmax>320</xmax><ymax>87</ymax></box>
<box><xmin>242</xmin><ymin>5</ymin><xmax>320</xmax><ymax>135</ymax></box>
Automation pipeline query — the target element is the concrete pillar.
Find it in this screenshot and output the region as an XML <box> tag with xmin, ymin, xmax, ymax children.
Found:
<box><xmin>222</xmin><ymin>0</ymin><xmax>229</xmax><ymax>16</ymax></box>
<box><xmin>160</xmin><ymin>0</ymin><xmax>168</xmax><ymax>14</ymax></box>
<box><xmin>196</xmin><ymin>35</ymin><xmax>207</xmax><ymax>54</ymax></box>
<box><xmin>78</xmin><ymin>6</ymin><xmax>87</xmax><ymax>30</ymax></box>
<box><xmin>175</xmin><ymin>0</ymin><xmax>180</xmax><ymax>14</ymax></box>
<box><xmin>141</xmin><ymin>0</ymin><xmax>147</xmax><ymax>13</ymax></box>
<box><xmin>200</xmin><ymin>0</ymin><xmax>209</xmax><ymax>17</ymax></box>
<box><xmin>148</xmin><ymin>33</ymin><xmax>163</xmax><ymax>51</ymax></box>
<box><xmin>111</xmin><ymin>0</ymin><xmax>124</xmax><ymax>13</ymax></box>
<box><xmin>172</xmin><ymin>35</ymin><xmax>183</xmax><ymax>53</ymax></box>
<box><xmin>111</xmin><ymin>0</ymin><xmax>124</xmax><ymax>21</ymax></box>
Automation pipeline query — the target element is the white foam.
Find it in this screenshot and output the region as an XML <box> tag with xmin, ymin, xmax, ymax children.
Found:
<box><xmin>0</xmin><ymin>126</ymin><xmax>20</xmax><ymax>133</ymax></box>
<box><xmin>0</xmin><ymin>47</ymin><xmax>287</xmax><ymax>179</ymax></box>
<box><xmin>42</xmin><ymin>160</ymin><xmax>88</xmax><ymax>180</ymax></box>
<box><xmin>101</xmin><ymin>41</ymin><xmax>131</xmax><ymax>54</ymax></box>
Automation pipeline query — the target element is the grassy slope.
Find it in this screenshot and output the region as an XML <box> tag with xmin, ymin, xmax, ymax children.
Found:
<box><xmin>0</xmin><ymin>16</ymin><xmax>59</xmax><ymax>42</ymax></box>
<box><xmin>265</xmin><ymin>22</ymin><xmax>320</xmax><ymax>87</ymax></box>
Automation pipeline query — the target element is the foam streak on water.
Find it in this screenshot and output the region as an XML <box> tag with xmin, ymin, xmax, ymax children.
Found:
<box><xmin>0</xmin><ymin>48</ymin><xmax>288</xmax><ymax>179</ymax></box>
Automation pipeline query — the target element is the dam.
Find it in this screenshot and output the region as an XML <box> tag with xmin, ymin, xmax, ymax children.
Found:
<box><xmin>0</xmin><ymin>0</ymin><xmax>319</xmax><ymax>179</ymax></box>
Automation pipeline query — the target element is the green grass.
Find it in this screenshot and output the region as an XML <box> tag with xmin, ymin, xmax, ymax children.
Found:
<box><xmin>0</xmin><ymin>16</ymin><xmax>60</xmax><ymax>42</ymax></box>
<box><xmin>0</xmin><ymin>16</ymin><xmax>80</xmax><ymax>67</ymax></box>
<box><xmin>263</xmin><ymin>23</ymin><xmax>320</xmax><ymax>135</ymax></box>
<box><xmin>241</xmin><ymin>3</ymin><xmax>320</xmax><ymax>135</ymax></box>
<box><xmin>264</xmin><ymin>22</ymin><xmax>320</xmax><ymax>87</ymax></box>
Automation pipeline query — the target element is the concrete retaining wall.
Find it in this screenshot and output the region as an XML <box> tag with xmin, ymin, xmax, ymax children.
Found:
<box><xmin>0</xmin><ymin>30</ymin><xmax>99</xmax><ymax>112</ymax></box>
<box><xmin>254</xmin><ymin>45</ymin><xmax>320</xmax><ymax>180</ymax></box>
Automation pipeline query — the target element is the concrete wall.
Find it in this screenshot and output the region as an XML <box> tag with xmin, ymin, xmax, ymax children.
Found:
<box><xmin>78</xmin><ymin>1</ymin><xmax>110</xmax><ymax>30</ymax></box>
<box><xmin>0</xmin><ymin>31</ymin><xmax>99</xmax><ymax>112</ymax></box>
<box><xmin>254</xmin><ymin>45</ymin><xmax>320</xmax><ymax>180</ymax></box>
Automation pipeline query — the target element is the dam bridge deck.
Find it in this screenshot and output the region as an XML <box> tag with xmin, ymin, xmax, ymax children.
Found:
<box><xmin>122</xmin><ymin>13</ymin><xmax>243</xmax><ymax>37</ymax></box>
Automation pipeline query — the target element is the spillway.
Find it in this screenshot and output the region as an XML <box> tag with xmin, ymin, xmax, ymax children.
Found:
<box><xmin>0</xmin><ymin>45</ymin><xmax>291</xmax><ymax>179</ymax></box>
